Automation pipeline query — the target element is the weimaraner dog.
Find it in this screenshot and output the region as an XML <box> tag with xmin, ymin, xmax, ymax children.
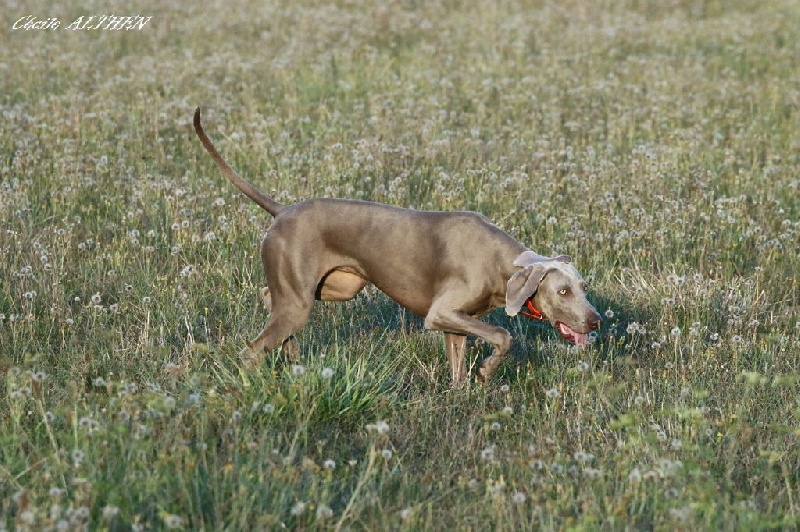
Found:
<box><xmin>194</xmin><ymin>108</ymin><xmax>601</xmax><ymax>384</ymax></box>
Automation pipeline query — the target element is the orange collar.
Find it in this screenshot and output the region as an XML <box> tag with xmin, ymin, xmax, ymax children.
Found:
<box><xmin>521</xmin><ymin>299</ymin><xmax>547</xmax><ymax>321</ymax></box>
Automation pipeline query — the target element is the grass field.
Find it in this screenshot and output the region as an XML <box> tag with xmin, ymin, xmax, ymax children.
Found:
<box><xmin>2</xmin><ymin>0</ymin><xmax>799</xmax><ymax>529</ymax></box>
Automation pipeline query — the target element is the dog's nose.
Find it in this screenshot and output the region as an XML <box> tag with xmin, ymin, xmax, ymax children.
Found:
<box><xmin>587</xmin><ymin>311</ymin><xmax>601</xmax><ymax>330</ymax></box>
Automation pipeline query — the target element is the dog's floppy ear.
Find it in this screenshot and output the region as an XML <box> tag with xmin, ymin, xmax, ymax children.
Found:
<box><xmin>513</xmin><ymin>251</ymin><xmax>572</xmax><ymax>267</ymax></box>
<box><xmin>506</xmin><ymin>264</ymin><xmax>549</xmax><ymax>317</ymax></box>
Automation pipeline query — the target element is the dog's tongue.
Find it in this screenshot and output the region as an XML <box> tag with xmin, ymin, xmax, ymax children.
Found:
<box><xmin>556</xmin><ymin>322</ymin><xmax>589</xmax><ymax>346</ymax></box>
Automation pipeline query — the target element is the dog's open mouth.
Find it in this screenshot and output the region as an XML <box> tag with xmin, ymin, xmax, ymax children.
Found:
<box><xmin>555</xmin><ymin>321</ymin><xmax>590</xmax><ymax>346</ymax></box>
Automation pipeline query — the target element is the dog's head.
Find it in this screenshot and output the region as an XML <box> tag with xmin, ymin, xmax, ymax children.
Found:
<box><xmin>506</xmin><ymin>251</ymin><xmax>601</xmax><ymax>345</ymax></box>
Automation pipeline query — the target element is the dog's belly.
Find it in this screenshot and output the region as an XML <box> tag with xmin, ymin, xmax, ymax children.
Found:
<box><xmin>318</xmin><ymin>267</ymin><xmax>434</xmax><ymax>316</ymax></box>
<box><xmin>317</xmin><ymin>268</ymin><xmax>368</xmax><ymax>301</ymax></box>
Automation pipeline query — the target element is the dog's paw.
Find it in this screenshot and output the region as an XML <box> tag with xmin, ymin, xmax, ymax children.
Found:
<box><xmin>239</xmin><ymin>345</ymin><xmax>262</xmax><ymax>371</ymax></box>
<box><xmin>281</xmin><ymin>335</ymin><xmax>300</xmax><ymax>361</ymax></box>
<box><xmin>477</xmin><ymin>360</ymin><xmax>498</xmax><ymax>384</ymax></box>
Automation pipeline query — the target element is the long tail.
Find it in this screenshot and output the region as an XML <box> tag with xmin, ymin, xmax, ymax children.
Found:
<box><xmin>193</xmin><ymin>107</ymin><xmax>284</xmax><ymax>217</ymax></box>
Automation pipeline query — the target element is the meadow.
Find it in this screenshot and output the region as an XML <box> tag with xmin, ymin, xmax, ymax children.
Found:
<box><xmin>1</xmin><ymin>0</ymin><xmax>799</xmax><ymax>529</ymax></box>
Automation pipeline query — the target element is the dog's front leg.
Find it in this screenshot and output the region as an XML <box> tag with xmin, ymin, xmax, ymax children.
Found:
<box><xmin>426</xmin><ymin>306</ymin><xmax>512</xmax><ymax>384</ymax></box>
<box><xmin>444</xmin><ymin>332</ymin><xmax>468</xmax><ymax>384</ymax></box>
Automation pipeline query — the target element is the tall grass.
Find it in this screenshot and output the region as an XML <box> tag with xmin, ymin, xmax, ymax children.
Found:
<box><xmin>2</xmin><ymin>0</ymin><xmax>799</xmax><ymax>529</ymax></box>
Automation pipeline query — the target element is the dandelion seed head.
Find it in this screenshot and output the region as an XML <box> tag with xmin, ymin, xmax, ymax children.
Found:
<box><xmin>290</xmin><ymin>501</ymin><xmax>306</xmax><ymax>516</ymax></box>
<box><xmin>366</xmin><ymin>420</ymin><xmax>390</xmax><ymax>434</ymax></box>
<box><xmin>163</xmin><ymin>514</ymin><xmax>183</xmax><ymax>529</ymax></box>
<box><xmin>102</xmin><ymin>505</ymin><xmax>119</xmax><ymax>520</ymax></box>
<box><xmin>480</xmin><ymin>445</ymin><xmax>496</xmax><ymax>461</ymax></box>
<box><xmin>316</xmin><ymin>504</ymin><xmax>333</xmax><ymax>520</ymax></box>
<box><xmin>71</xmin><ymin>449</ymin><xmax>85</xmax><ymax>464</ymax></box>
<box><xmin>574</xmin><ymin>451</ymin><xmax>594</xmax><ymax>463</ymax></box>
<box><xmin>584</xmin><ymin>467</ymin><xmax>602</xmax><ymax>478</ymax></box>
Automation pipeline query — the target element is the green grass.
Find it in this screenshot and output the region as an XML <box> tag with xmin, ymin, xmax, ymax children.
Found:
<box><xmin>2</xmin><ymin>0</ymin><xmax>799</xmax><ymax>529</ymax></box>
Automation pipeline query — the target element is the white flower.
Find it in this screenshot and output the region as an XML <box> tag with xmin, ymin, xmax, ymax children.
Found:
<box><xmin>381</xmin><ymin>449</ymin><xmax>393</xmax><ymax>459</ymax></box>
<box><xmin>546</xmin><ymin>388</ymin><xmax>560</xmax><ymax>398</ymax></box>
<box><xmin>320</xmin><ymin>367</ymin><xmax>334</xmax><ymax>379</ymax></box>
<box><xmin>366</xmin><ymin>420</ymin><xmax>390</xmax><ymax>434</ymax></box>
<box><xmin>316</xmin><ymin>504</ymin><xmax>333</xmax><ymax>520</ymax></box>
<box><xmin>71</xmin><ymin>449</ymin><xmax>85</xmax><ymax>465</ymax></box>
<box><xmin>102</xmin><ymin>505</ymin><xmax>120</xmax><ymax>520</ymax></box>
<box><xmin>573</xmin><ymin>451</ymin><xmax>594</xmax><ymax>463</ymax></box>
<box><xmin>290</xmin><ymin>501</ymin><xmax>306</xmax><ymax>516</ymax></box>
<box><xmin>584</xmin><ymin>467</ymin><xmax>602</xmax><ymax>478</ymax></box>
<box><xmin>480</xmin><ymin>445</ymin><xmax>496</xmax><ymax>461</ymax></box>
<box><xmin>291</xmin><ymin>364</ymin><xmax>306</xmax><ymax>376</ymax></box>
<box><xmin>163</xmin><ymin>514</ymin><xmax>183</xmax><ymax>529</ymax></box>
<box><xmin>323</xmin><ymin>459</ymin><xmax>336</xmax><ymax>470</ymax></box>
<box><xmin>512</xmin><ymin>490</ymin><xmax>526</xmax><ymax>504</ymax></box>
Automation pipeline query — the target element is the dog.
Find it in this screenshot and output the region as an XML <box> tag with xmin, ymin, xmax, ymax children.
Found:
<box><xmin>193</xmin><ymin>108</ymin><xmax>601</xmax><ymax>384</ymax></box>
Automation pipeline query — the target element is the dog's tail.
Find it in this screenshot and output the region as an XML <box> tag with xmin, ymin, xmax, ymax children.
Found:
<box><xmin>193</xmin><ymin>107</ymin><xmax>284</xmax><ymax>217</ymax></box>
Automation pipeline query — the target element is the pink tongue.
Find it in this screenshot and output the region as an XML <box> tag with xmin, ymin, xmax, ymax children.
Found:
<box><xmin>556</xmin><ymin>322</ymin><xmax>589</xmax><ymax>346</ymax></box>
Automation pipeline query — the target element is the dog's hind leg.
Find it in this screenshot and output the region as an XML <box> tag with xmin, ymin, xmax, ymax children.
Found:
<box><xmin>259</xmin><ymin>286</ymin><xmax>300</xmax><ymax>360</ymax></box>
<box><xmin>240</xmin><ymin>295</ymin><xmax>313</xmax><ymax>370</ymax></box>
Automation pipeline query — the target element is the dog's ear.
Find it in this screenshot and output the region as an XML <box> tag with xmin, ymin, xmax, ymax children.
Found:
<box><xmin>513</xmin><ymin>251</ymin><xmax>572</xmax><ymax>267</ymax></box>
<box><xmin>506</xmin><ymin>264</ymin><xmax>549</xmax><ymax>316</ymax></box>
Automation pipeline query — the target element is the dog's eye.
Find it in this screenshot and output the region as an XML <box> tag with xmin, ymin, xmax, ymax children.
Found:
<box><xmin>558</xmin><ymin>288</ymin><xmax>568</xmax><ymax>296</ymax></box>
<box><xmin>582</xmin><ymin>283</ymin><xmax>589</xmax><ymax>292</ymax></box>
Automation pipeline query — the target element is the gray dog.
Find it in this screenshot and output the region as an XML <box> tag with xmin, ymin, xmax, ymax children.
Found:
<box><xmin>194</xmin><ymin>108</ymin><xmax>600</xmax><ymax>384</ymax></box>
